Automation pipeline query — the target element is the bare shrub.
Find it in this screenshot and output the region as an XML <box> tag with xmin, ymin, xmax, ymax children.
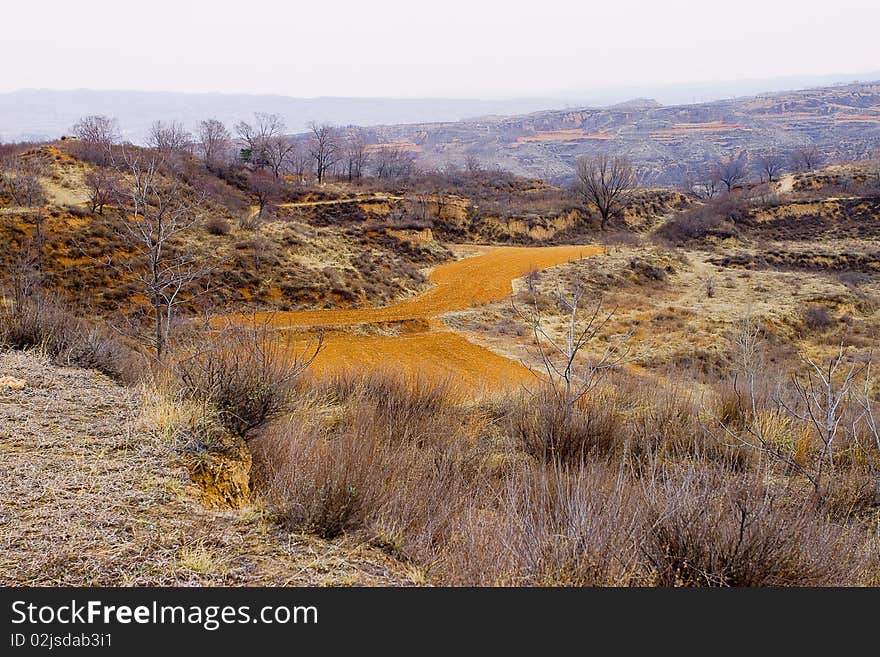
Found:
<box><xmin>204</xmin><ymin>215</ymin><xmax>232</xmax><ymax>236</ymax></box>
<box><xmin>704</xmin><ymin>275</ymin><xmax>716</xmax><ymax>298</ymax></box>
<box><xmin>0</xmin><ymin>295</ymin><xmax>71</xmax><ymax>355</ymax></box>
<box><xmin>0</xmin><ymin>296</ymin><xmax>142</xmax><ymax>382</ymax></box>
<box><xmin>627</xmin><ymin>377</ymin><xmax>749</xmax><ymax>470</ymax></box>
<box><xmin>324</xmin><ymin>371</ymin><xmax>458</xmax><ymax>446</ymax></box>
<box><xmin>0</xmin><ymin>171</ymin><xmax>46</xmax><ymax>207</ymax></box>
<box><xmin>506</xmin><ymin>389</ymin><xmax>623</xmax><ymax>464</ymax></box>
<box><xmin>177</xmin><ymin>324</ymin><xmax>321</xmax><ymax>440</ymax></box>
<box><xmin>441</xmin><ymin>463</ymin><xmax>644</xmax><ymax>585</ymax></box>
<box><xmin>655</xmin><ymin>194</ymin><xmax>746</xmax><ymax>245</ymax></box>
<box><xmin>803</xmin><ymin>304</ymin><xmax>834</xmax><ymax>332</ymax></box>
<box><xmin>372</xmin><ymin>145</ymin><xmax>417</xmax><ymax>180</ymax></box>
<box><xmin>642</xmin><ymin>468</ymin><xmax>859</xmax><ymax>586</ymax></box>
<box><xmin>251</xmin><ymin>377</ymin><xmax>480</xmax><ymax>550</ymax></box>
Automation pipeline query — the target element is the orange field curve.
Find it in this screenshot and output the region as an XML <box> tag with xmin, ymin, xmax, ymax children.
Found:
<box><xmin>250</xmin><ymin>245</ymin><xmax>602</xmax><ymax>328</ymax></box>
<box><xmin>279</xmin><ymin>329</ymin><xmax>536</xmax><ymax>394</ymax></box>
<box><xmin>232</xmin><ymin>244</ymin><xmax>603</xmax><ymax>393</ymax></box>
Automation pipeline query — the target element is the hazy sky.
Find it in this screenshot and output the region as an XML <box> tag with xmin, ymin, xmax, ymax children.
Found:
<box><xmin>4</xmin><ymin>0</ymin><xmax>879</xmax><ymax>98</ymax></box>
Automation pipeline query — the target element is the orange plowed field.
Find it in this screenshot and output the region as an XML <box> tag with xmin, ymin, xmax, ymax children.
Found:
<box><xmin>279</xmin><ymin>329</ymin><xmax>534</xmax><ymax>393</ymax></box>
<box><xmin>240</xmin><ymin>245</ymin><xmax>603</xmax><ymax>392</ymax></box>
<box><xmin>254</xmin><ymin>245</ymin><xmax>601</xmax><ymax>328</ymax></box>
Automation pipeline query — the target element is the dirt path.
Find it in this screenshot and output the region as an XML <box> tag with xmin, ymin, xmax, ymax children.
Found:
<box><xmin>239</xmin><ymin>244</ymin><xmax>603</xmax><ymax>392</ymax></box>
<box><xmin>276</xmin><ymin>194</ymin><xmax>405</xmax><ymax>209</ymax></box>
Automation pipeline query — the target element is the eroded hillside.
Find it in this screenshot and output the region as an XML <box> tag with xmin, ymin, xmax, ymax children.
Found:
<box><xmin>365</xmin><ymin>82</ymin><xmax>880</xmax><ymax>182</ymax></box>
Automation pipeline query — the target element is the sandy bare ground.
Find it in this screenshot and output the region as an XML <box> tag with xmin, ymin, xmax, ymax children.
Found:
<box><xmin>230</xmin><ymin>245</ymin><xmax>602</xmax><ymax>392</ymax></box>
<box><xmin>0</xmin><ymin>351</ymin><xmax>409</xmax><ymax>586</ymax></box>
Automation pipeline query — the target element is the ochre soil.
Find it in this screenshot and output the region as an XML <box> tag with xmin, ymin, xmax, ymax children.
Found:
<box><xmin>253</xmin><ymin>245</ymin><xmax>601</xmax><ymax>327</ymax></box>
<box><xmin>234</xmin><ymin>245</ymin><xmax>603</xmax><ymax>392</ymax></box>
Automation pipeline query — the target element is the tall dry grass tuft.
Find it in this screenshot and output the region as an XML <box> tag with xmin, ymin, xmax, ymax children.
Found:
<box><xmin>323</xmin><ymin>370</ymin><xmax>468</xmax><ymax>447</ymax></box>
<box><xmin>504</xmin><ymin>388</ymin><xmax>624</xmax><ymax>464</ymax></box>
<box><xmin>137</xmin><ymin>368</ymin><xmax>225</xmax><ymax>452</ymax></box>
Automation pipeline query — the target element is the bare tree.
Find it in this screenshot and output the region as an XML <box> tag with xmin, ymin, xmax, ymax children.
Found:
<box><xmin>247</xmin><ymin>169</ymin><xmax>283</xmax><ymax>223</ymax></box>
<box><xmin>432</xmin><ymin>184</ymin><xmax>451</xmax><ymax>219</ymax></box>
<box><xmin>343</xmin><ymin>130</ymin><xmax>370</xmax><ymax>182</ymax></box>
<box><xmin>71</xmin><ymin>115</ymin><xmax>119</xmax><ymax>165</ymax></box>
<box><xmin>756</xmin><ymin>153</ymin><xmax>786</xmax><ymax>183</ymax></box>
<box><xmin>790</xmin><ymin>145</ymin><xmax>823</xmax><ymax>172</ymax></box>
<box><xmin>114</xmin><ymin>149</ymin><xmax>208</xmax><ymax>361</ymax></box>
<box><xmin>712</xmin><ymin>153</ymin><xmax>749</xmax><ymax>192</ymax></box>
<box><xmin>235</xmin><ymin>112</ymin><xmax>288</xmax><ymax>173</ymax></box>
<box><xmin>372</xmin><ymin>145</ymin><xmax>417</xmax><ymax>179</ymax></box>
<box><xmin>465</xmin><ymin>154</ymin><xmax>483</xmax><ymax>175</ymax></box>
<box><xmin>83</xmin><ymin>167</ymin><xmax>120</xmax><ymax>215</ymax></box>
<box><xmin>681</xmin><ymin>168</ymin><xmax>721</xmax><ymax>200</ymax></box>
<box><xmin>574</xmin><ymin>153</ymin><xmax>638</xmax><ymax>229</ymax></box>
<box><xmin>515</xmin><ymin>289</ymin><xmax>633</xmax><ymax>411</ymax></box>
<box><xmin>147</xmin><ymin>120</ymin><xmax>192</xmax><ymax>158</ymax></box>
<box><xmin>309</xmin><ymin>123</ymin><xmax>340</xmax><ymax>184</ymax></box>
<box><xmin>263</xmin><ymin>136</ymin><xmax>297</xmax><ymax>178</ymax></box>
<box><xmin>197</xmin><ymin>118</ymin><xmax>231</xmax><ymax>171</ymax></box>
<box><xmin>289</xmin><ymin>139</ymin><xmax>312</xmax><ymax>183</ymax></box>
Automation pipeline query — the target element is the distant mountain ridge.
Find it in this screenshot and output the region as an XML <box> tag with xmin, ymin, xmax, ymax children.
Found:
<box><xmin>3</xmin><ymin>77</ymin><xmax>880</xmax><ymax>185</ymax></box>
<box><xmin>2</xmin><ymin>71</ymin><xmax>879</xmax><ymax>143</ymax></box>
<box><xmin>0</xmin><ymin>89</ymin><xmax>566</xmax><ymax>143</ymax></box>
<box><xmin>360</xmin><ymin>81</ymin><xmax>880</xmax><ymax>183</ymax></box>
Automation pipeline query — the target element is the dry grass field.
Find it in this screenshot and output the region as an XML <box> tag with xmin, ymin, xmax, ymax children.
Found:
<box><xmin>2</xmin><ymin>138</ymin><xmax>880</xmax><ymax>587</ymax></box>
<box><xmin>0</xmin><ymin>351</ymin><xmax>410</xmax><ymax>586</ymax></box>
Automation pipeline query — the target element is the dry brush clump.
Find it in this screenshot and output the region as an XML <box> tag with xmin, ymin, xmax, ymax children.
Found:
<box><xmin>505</xmin><ymin>387</ymin><xmax>624</xmax><ymax>465</ymax></box>
<box><xmin>249</xmin><ymin>366</ymin><xmax>877</xmax><ymax>586</ymax></box>
<box><xmin>655</xmin><ymin>193</ymin><xmax>748</xmax><ymax>245</ymax></box>
<box><xmin>251</xmin><ymin>372</ymin><xmax>486</xmax><ymax>576</ymax></box>
<box><xmin>441</xmin><ymin>462</ymin><xmax>645</xmax><ymax>586</ymax></box>
<box><xmin>641</xmin><ymin>466</ymin><xmax>861</xmax><ymax>586</ymax></box>
<box><xmin>175</xmin><ymin>323</ymin><xmax>322</xmax><ymax>441</ymax></box>
<box><xmin>0</xmin><ymin>295</ymin><xmax>143</xmax><ymax>382</ymax></box>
